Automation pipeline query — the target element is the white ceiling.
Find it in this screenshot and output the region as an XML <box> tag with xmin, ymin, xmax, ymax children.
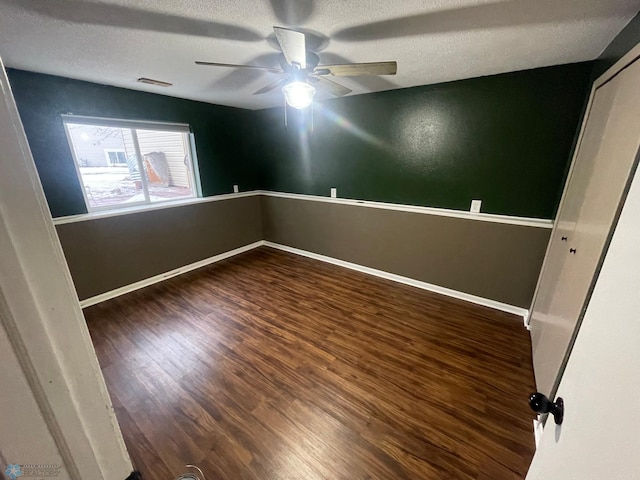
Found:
<box><xmin>0</xmin><ymin>0</ymin><xmax>637</xmax><ymax>110</ymax></box>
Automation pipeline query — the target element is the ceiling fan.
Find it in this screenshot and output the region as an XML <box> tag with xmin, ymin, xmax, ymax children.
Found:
<box><xmin>196</xmin><ymin>26</ymin><xmax>397</xmax><ymax>109</ymax></box>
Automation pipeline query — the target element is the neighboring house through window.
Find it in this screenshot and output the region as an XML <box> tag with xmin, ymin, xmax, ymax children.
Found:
<box><xmin>63</xmin><ymin>115</ymin><xmax>200</xmax><ymax>212</ymax></box>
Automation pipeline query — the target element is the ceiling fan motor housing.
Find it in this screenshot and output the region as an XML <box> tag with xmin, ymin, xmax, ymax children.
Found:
<box><xmin>278</xmin><ymin>52</ymin><xmax>319</xmax><ymax>74</ymax></box>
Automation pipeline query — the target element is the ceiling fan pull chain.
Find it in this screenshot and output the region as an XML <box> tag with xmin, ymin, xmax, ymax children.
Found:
<box><xmin>284</xmin><ymin>96</ymin><xmax>288</xmax><ymax>128</ymax></box>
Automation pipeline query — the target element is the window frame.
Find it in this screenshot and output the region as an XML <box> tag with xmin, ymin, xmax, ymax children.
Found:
<box><xmin>62</xmin><ymin>115</ymin><xmax>202</xmax><ymax>213</ymax></box>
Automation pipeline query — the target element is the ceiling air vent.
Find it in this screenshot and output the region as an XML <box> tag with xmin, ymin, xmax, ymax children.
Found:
<box><xmin>137</xmin><ymin>77</ymin><xmax>172</xmax><ymax>87</ymax></box>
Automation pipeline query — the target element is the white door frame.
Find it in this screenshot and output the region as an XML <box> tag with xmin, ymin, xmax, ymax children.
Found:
<box><xmin>527</xmin><ymin>41</ymin><xmax>640</xmax><ymax>397</ymax></box>
<box><xmin>0</xmin><ymin>58</ymin><xmax>132</xmax><ymax>479</ymax></box>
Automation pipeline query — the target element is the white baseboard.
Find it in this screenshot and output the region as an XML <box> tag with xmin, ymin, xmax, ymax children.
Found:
<box><xmin>79</xmin><ymin>241</ymin><xmax>265</xmax><ymax>308</ymax></box>
<box><xmin>264</xmin><ymin>241</ymin><xmax>529</xmax><ymax>319</ymax></box>
<box><xmin>80</xmin><ymin>239</ymin><xmax>529</xmax><ymax>320</ymax></box>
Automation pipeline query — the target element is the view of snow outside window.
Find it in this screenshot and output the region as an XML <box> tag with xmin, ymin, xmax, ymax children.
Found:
<box><xmin>65</xmin><ymin>122</ymin><xmax>197</xmax><ymax>211</ymax></box>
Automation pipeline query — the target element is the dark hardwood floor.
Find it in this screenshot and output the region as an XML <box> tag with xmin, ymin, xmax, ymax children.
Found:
<box><xmin>85</xmin><ymin>247</ymin><xmax>536</xmax><ymax>480</ymax></box>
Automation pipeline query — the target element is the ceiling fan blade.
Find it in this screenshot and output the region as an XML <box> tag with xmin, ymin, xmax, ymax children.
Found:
<box><xmin>273</xmin><ymin>26</ymin><xmax>307</xmax><ymax>69</ymax></box>
<box><xmin>318</xmin><ymin>52</ymin><xmax>397</xmax><ymax>90</ymax></box>
<box><xmin>315</xmin><ymin>61</ymin><xmax>397</xmax><ymax>77</ymax></box>
<box><xmin>195</xmin><ymin>61</ymin><xmax>282</xmax><ymax>73</ymax></box>
<box><xmin>253</xmin><ymin>77</ymin><xmax>289</xmax><ymax>95</ymax></box>
<box><xmin>315</xmin><ymin>77</ymin><xmax>352</xmax><ymax>97</ymax></box>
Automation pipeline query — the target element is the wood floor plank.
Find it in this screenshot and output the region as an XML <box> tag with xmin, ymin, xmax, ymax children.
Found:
<box><xmin>85</xmin><ymin>247</ymin><xmax>536</xmax><ymax>479</ymax></box>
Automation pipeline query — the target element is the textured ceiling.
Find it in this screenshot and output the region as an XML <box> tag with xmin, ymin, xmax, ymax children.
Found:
<box><xmin>0</xmin><ymin>0</ymin><xmax>637</xmax><ymax>110</ymax></box>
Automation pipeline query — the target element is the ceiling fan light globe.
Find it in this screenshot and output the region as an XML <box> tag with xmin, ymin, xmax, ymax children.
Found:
<box><xmin>282</xmin><ymin>81</ymin><xmax>316</xmax><ymax>109</ymax></box>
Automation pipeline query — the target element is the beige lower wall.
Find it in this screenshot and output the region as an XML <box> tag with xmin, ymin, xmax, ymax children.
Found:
<box><xmin>55</xmin><ymin>196</ymin><xmax>262</xmax><ymax>300</ymax></box>
<box><xmin>261</xmin><ymin>196</ymin><xmax>551</xmax><ymax>308</ymax></box>
<box><xmin>56</xmin><ymin>194</ymin><xmax>550</xmax><ymax>308</ymax></box>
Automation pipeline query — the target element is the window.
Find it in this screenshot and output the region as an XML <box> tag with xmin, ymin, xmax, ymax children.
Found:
<box><xmin>105</xmin><ymin>149</ymin><xmax>127</xmax><ymax>166</ymax></box>
<box><xmin>63</xmin><ymin>115</ymin><xmax>200</xmax><ymax>212</ymax></box>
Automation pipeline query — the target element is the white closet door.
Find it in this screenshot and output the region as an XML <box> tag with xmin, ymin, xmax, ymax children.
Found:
<box><xmin>526</xmin><ymin>104</ymin><xmax>640</xmax><ymax>480</ymax></box>
<box><xmin>530</xmin><ymin>57</ymin><xmax>640</xmax><ymax>396</ymax></box>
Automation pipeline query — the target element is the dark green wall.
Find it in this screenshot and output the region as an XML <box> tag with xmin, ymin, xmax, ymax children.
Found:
<box><xmin>592</xmin><ymin>12</ymin><xmax>640</xmax><ymax>80</ymax></box>
<box><xmin>255</xmin><ymin>62</ymin><xmax>594</xmax><ymax>219</ymax></box>
<box><xmin>7</xmin><ymin>69</ymin><xmax>260</xmax><ymax>218</ymax></box>
<box><xmin>8</xmin><ymin>61</ymin><xmax>596</xmax><ymax>220</ymax></box>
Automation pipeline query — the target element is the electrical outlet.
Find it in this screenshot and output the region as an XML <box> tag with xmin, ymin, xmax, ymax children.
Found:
<box><xmin>470</xmin><ymin>200</ymin><xmax>482</xmax><ymax>213</ymax></box>
<box><xmin>331</xmin><ymin>188</ymin><xmax>337</xmax><ymax>198</ymax></box>
<box><xmin>233</xmin><ymin>185</ymin><xmax>239</xmax><ymax>193</ymax></box>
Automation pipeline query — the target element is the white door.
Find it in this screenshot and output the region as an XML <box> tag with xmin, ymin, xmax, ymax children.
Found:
<box><xmin>529</xmin><ymin>55</ymin><xmax>640</xmax><ymax>396</ymax></box>
<box><xmin>526</xmin><ymin>131</ymin><xmax>640</xmax><ymax>480</ymax></box>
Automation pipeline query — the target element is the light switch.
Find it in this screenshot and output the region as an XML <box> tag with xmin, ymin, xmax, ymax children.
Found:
<box><xmin>470</xmin><ymin>200</ymin><xmax>482</xmax><ymax>213</ymax></box>
<box><xmin>233</xmin><ymin>185</ymin><xmax>239</xmax><ymax>193</ymax></box>
<box><xmin>331</xmin><ymin>188</ymin><xmax>337</xmax><ymax>198</ymax></box>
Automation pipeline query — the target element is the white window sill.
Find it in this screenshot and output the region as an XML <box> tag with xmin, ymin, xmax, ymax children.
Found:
<box><xmin>52</xmin><ymin>191</ymin><xmax>260</xmax><ymax>225</ymax></box>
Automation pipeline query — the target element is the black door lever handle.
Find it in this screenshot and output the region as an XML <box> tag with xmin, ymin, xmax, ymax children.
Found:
<box><xmin>529</xmin><ymin>392</ymin><xmax>564</xmax><ymax>425</ymax></box>
<box><xmin>561</xmin><ymin>236</ymin><xmax>568</xmax><ymax>241</ymax></box>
